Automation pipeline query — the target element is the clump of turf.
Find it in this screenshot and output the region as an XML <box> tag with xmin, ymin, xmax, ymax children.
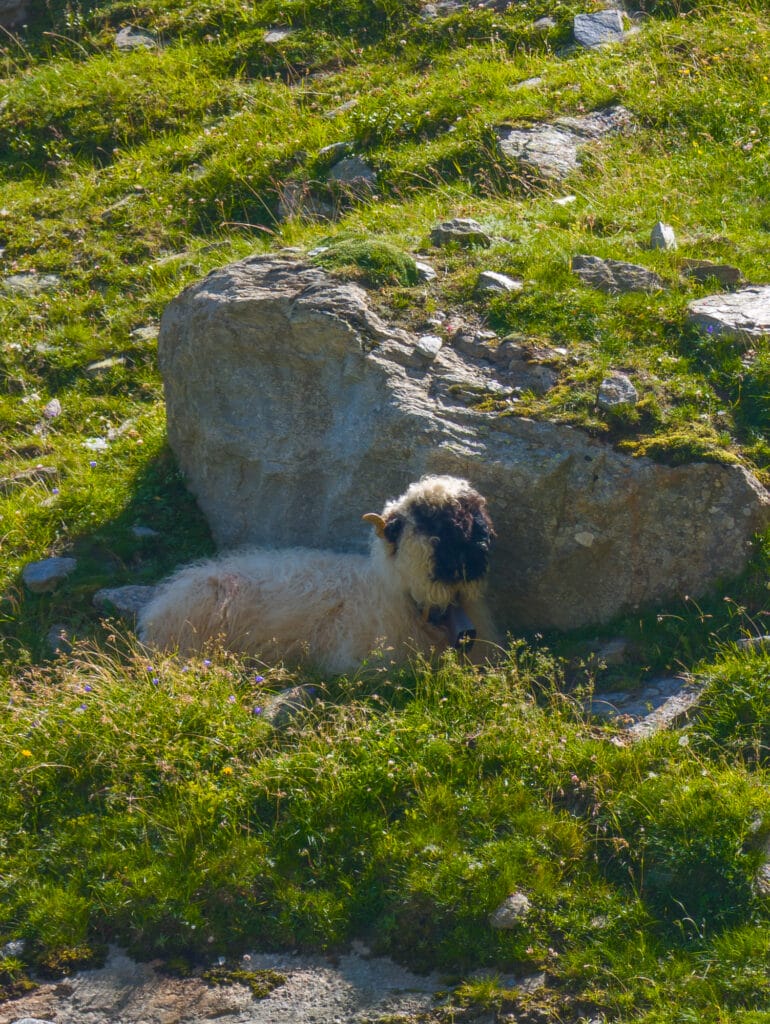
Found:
<box><xmin>311</xmin><ymin>235</ymin><xmax>420</xmax><ymax>287</ymax></box>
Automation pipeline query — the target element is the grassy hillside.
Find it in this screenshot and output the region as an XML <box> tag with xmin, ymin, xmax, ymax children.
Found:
<box><xmin>3</xmin><ymin>1</ymin><xmax>770</xmax><ymax>1020</ymax></box>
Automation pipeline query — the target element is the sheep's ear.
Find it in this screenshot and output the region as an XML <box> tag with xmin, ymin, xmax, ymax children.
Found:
<box><xmin>362</xmin><ymin>513</ymin><xmax>387</xmax><ymax>538</ymax></box>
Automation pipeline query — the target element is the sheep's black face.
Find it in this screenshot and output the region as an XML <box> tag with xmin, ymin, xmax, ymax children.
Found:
<box><xmin>410</xmin><ymin>494</ymin><xmax>494</xmax><ymax>586</ymax></box>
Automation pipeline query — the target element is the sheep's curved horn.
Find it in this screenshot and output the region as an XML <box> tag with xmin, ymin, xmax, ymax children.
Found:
<box><xmin>362</xmin><ymin>513</ymin><xmax>387</xmax><ymax>538</ymax></box>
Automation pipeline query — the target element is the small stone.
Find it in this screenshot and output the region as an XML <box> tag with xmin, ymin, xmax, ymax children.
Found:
<box><xmin>415</xmin><ymin>335</ymin><xmax>443</xmax><ymax>361</ymax></box>
<box><xmin>598</xmin><ymin>372</ymin><xmax>638</xmax><ymax>410</ymax></box>
<box><xmin>46</xmin><ymin>623</ymin><xmax>72</xmax><ymax>656</ymax></box>
<box><xmin>83</xmin><ymin>437</ymin><xmax>109</xmax><ymax>452</ymax></box>
<box><xmin>650</xmin><ymin>221</ymin><xmax>677</xmax><ymax>250</ymax></box>
<box><xmin>327</xmin><ymin>156</ymin><xmax>377</xmax><ymax>189</ymax></box>
<box><xmin>93</xmin><ymin>585</ymin><xmax>157</xmax><ymax>619</ymax></box>
<box><xmin>681</xmin><ymin>259</ymin><xmax>743</xmax><ymax>288</ymax></box>
<box><xmin>475</xmin><ymin>271</ymin><xmax>523</xmax><ymax>295</ymax></box>
<box><xmin>115</xmin><ymin>25</ymin><xmax>158</xmax><ymax>50</ymax></box>
<box><xmin>596</xmin><ymin>637</ymin><xmax>630</xmax><ymax>666</ymax></box>
<box><xmin>511</xmin><ymin>76</ymin><xmax>543</xmax><ymax>90</ymax></box>
<box><xmin>85</xmin><ymin>356</ymin><xmax>127</xmax><ymax>375</ymax></box>
<box><xmin>573</xmin><ymin>255</ymin><xmax>665</xmax><ymax>294</ymax></box>
<box><xmin>0</xmin><ymin>465</ymin><xmax>58</xmax><ymax>494</ymax></box>
<box><xmin>1</xmin><ymin>938</ymin><xmax>26</xmax><ymax>957</ymax></box>
<box><xmin>573</xmin><ymin>9</ymin><xmax>626</xmax><ymax>49</ymax></box>
<box><xmin>318</xmin><ymin>141</ymin><xmax>352</xmax><ymax>163</ymax></box>
<box><xmin>324</xmin><ymin>98</ymin><xmax>359</xmax><ymax>119</ymax></box>
<box><xmin>532</xmin><ymin>15</ymin><xmax>556</xmax><ymax>31</ymax></box>
<box><xmin>264</xmin><ymin>27</ymin><xmax>295</xmax><ymax>43</ymax></box>
<box><xmin>414</xmin><ymin>261</ymin><xmax>437</xmax><ymax>282</ymax></box>
<box><xmin>1</xmin><ymin>273</ymin><xmax>61</xmax><ymax>296</ymax></box>
<box><xmin>430</xmin><ymin>218</ymin><xmax>492</xmax><ymax>248</ymax></box>
<box><xmin>131</xmin><ymin>525</ymin><xmax>160</xmax><ymax>539</ymax></box>
<box><xmin>553</xmin><ymin>195</ymin><xmax>577</xmax><ymax>206</ymax></box>
<box><xmin>42</xmin><ymin>398</ymin><xmax>62</xmax><ymax>419</ymax></box>
<box><xmin>575</xmin><ymin>532</ymin><xmax>595</xmax><ymax>548</ymax></box>
<box><xmin>490</xmin><ymin>892</ymin><xmax>531</xmax><ymax>928</ymax></box>
<box><xmin>736</xmin><ymin>635</ymin><xmax>770</xmax><ymax>650</ymax></box>
<box><xmin>130</xmin><ymin>325</ymin><xmax>159</xmax><ymax>344</ymax></box>
<box><xmin>263</xmin><ymin>684</ymin><xmax>318</xmax><ymax>727</ymax></box>
<box><xmin>22</xmin><ymin>556</ymin><xmax>77</xmax><ymax>594</ymax></box>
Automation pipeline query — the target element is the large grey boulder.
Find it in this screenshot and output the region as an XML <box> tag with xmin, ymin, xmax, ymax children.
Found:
<box><xmin>158</xmin><ymin>255</ymin><xmax>770</xmax><ymax>633</ymax></box>
<box><xmin>0</xmin><ymin>0</ymin><xmax>27</xmax><ymax>26</ymax></box>
<box><xmin>573</xmin><ymin>10</ymin><xmax>626</xmax><ymax>49</ymax></box>
<box><xmin>496</xmin><ymin>105</ymin><xmax>632</xmax><ymax>182</ymax></box>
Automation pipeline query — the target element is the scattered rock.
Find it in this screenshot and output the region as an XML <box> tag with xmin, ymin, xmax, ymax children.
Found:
<box><xmin>1</xmin><ymin>938</ymin><xmax>26</xmax><ymax>958</ymax></box>
<box><xmin>414</xmin><ymin>334</ymin><xmax>444</xmax><ymax>363</ymax></box>
<box><xmin>595</xmin><ymin>636</ymin><xmax>631</xmax><ymax>666</ymax></box>
<box><xmin>597</xmin><ymin>372</ymin><xmax>638</xmax><ymax>410</ymax></box>
<box><xmin>324</xmin><ymin>98</ymin><xmax>359</xmax><ymax>119</ymax></box>
<box><xmin>650</xmin><ymin>221</ymin><xmax>677</xmax><ymax>250</ymax></box>
<box><xmin>276</xmin><ymin>181</ymin><xmax>336</xmax><ymax>222</ymax></box>
<box><xmin>327</xmin><ymin>156</ymin><xmax>377</xmax><ymax>191</ymax></box>
<box><xmin>263</xmin><ymin>685</ymin><xmax>319</xmax><ymax>728</ymax></box>
<box><xmin>414</xmin><ymin>260</ymin><xmax>437</xmax><ymax>282</ymax></box>
<box><xmin>736</xmin><ymin>635</ymin><xmax>770</xmax><ymax>650</ymax></box>
<box><xmin>263</xmin><ymin>27</ymin><xmax>295</xmax><ymax>43</ymax></box>
<box><xmin>131</xmin><ymin>525</ymin><xmax>160</xmax><ymax>539</ymax></box>
<box><xmin>511</xmin><ymin>76</ymin><xmax>543</xmax><ymax>90</ymax></box>
<box><xmin>157</xmin><ymin>254</ymin><xmax>770</xmax><ymax>633</ymax></box>
<box><xmin>93</xmin><ymin>585</ymin><xmax>157</xmax><ymax>620</ymax></box>
<box><xmin>22</xmin><ymin>557</ymin><xmax>77</xmax><ymax>594</ymax></box>
<box><xmin>496</xmin><ymin>105</ymin><xmax>633</xmax><ymax>182</ymax></box>
<box><xmin>114</xmin><ymin>25</ymin><xmax>158</xmax><ymax>50</ymax></box>
<box><xmin>45</xmin><ymin>623</ymin><xmax>72</xmax><ymax>657</ymax></box>
<box><xmin>0</xmin><ymin>465</ymin><xmax>58</xmax><ymax>494</ymax></box>
<box><xmin>474</xmin><ymin>271</ymin><xmax>523</xmax><ymax>295</ymax></box>
<box><xmin>83</xmin><ymin>437</ymin><xmax>109</xmax><ymax>452</ymax></box>
<box><xmin>1</xmin><ymin>273</ymin><xmax>61</xmax><ymax>296</ymax></box>
<box><xmin>85</xmin><ymin>356</ymin><xmax>128</xmax><ymax>375</ymax></box>
<box><xmin>430</xmin><ymin>218</ymin><xmax>492</xmax><ymax>247</ymax></box>
<box><xmin>573</xmin><ymin>9</ymin><xmax>626</xmax><ymax>48</ymax></box>
<box><xmin>588</xmin><ymin>675</ymin><xmax>703</xmax><ymax>740</ymax></box>
<box><xmin>687</xmin><ymin>286</ymin><xmax>770</xmax><ymax>344</ymax></box>
<box><xmin>681</xmin><ymin>259</ymin><xmax>743</xmax><ymax>288</ymax></box>
<box><xmin>532</xmin><ymin>15</ymin><xmax>557</xmax><ymax>31</ymax></box>
<box><xmin>0</xmin><ymin>0</ymin><xmax>28</xmax><ymax>27</ymax></box>
<box><xmin>572</xmin><ymin>254</ymin><xmax>665</xmax><ymax>293</ymax></box>
<box><xmin>553</xmin><ymin>194</ymin><xmax>577</xmax><ymax>206</ymax></box>
<box><xmin>317</xmin><ymin>141</ymin><xmax>352</xmax><ymax>163</ymax></box>
<box><xmin>42</xmin><ymin>398</ymin><xmax>62</xmax><ymax>419</ymax></box>
<box><xmin>490</xmin><ymin>893</ymin><xmax>531</xmax><ymax>928</ymax></box>
<box><xmin>130</xmin><ymin>325</ymin><xmax>160</xmax><ymax>344</ymax></box>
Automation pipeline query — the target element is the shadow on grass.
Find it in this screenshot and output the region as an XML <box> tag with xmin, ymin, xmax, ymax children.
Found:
<box><xmin>3</xmin><ymin>444</ymin><xmax>215</xmax><ymax>664</ymax></box>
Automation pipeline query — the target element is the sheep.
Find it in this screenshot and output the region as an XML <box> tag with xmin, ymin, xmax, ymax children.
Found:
<box><xmin>137</xmin><ymin>475</ymin><xmax>497</xmax><ymax>673</ymax></box>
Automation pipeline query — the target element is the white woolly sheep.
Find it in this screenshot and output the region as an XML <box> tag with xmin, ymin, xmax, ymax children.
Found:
<box><xmin>137</xmin><ymin>475</ymin><xmax>497</xmax><ymax>673</ymax></box>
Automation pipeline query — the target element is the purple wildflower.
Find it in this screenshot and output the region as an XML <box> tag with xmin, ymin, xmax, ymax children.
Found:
<box><xmin>255</xmin><ymin>675</ymin><xmax>265</xmax><ymax>683</ymax></box>
<box><xmin>89</xmin><ymin>460</ymin><xmax>97</xmax><ymax>467</ymax></box>
<box><xmin>227</xmin><ymin>694</ymin><xmax>236</xmax><ymax>704</ymax></box>
<box><xmin>84</xmin><ymin>685</ymin><xmax>92</xmax><ymax>692</ymax></box>
<box><xmin>152</xmin><ymin>677</ymin><xmax>160</xmax><ymax>686</ymax></box>
<box><xmin>253</xmin><ymin>706</ymin><xmax>263</xmax><ymax>715</ymax></box>
<box><xmin>203</xmin><ymin>659</ymin><xmax>212</xmax><ymax>668</ymax></box>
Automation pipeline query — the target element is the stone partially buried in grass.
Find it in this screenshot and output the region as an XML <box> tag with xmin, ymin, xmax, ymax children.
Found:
<box><xmin>688</xmin><ymin>286</ymin><xmax>770</xmax><ymax>344</ymax></box>
<box><xmin>22</xmin><ymin>557</ymin><xmax>77</xmax><ymax>594</ymax></box>
<box><xmin>572</xmin><ymin>255</ymin><xmax>665</xmax><ymax>294</ymax></box>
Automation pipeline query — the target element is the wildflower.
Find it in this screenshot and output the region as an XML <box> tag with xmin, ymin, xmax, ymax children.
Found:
<box><xmin>253</xmin><ymin>706</ymin><xmax>263</xmax><ymax>715</ymax></box>
<box><xmin>52</xmin><ymin>487</ymin><xmax>60</xmax><ymax>495</ymax></box>
<box><xmin>89</xmin><ymin>460</ymin><xmax>97</xmax><ymax>467</ymax></box>
<box><xmin>221</xmin><ymin>765</ymin><xmax>233</xmax><ymax>775</ymax></box>
<box><xmin>84</xmin><ymin>685</ymin><xmax>92</xmax><ymax>692</ymax></box>
<box><xmin>21</xmin><ymin>749</ymin><xmax>32</xmax><ymax>757</ymax></box>
<box><xmin>78</xmin><ymin>703</ymin><xmax>87</xmax><ymax>711</ymax></box>
<box><xmin>152</xmin><ymin>677</ymin><xmax>160</xmax><ymax>686</ymax></box>
<box><xmin>255</xmin><ymin>674</ymin><xmax>265</xmax><ymax>683</ymax></box>
<box><xmin>203</xmin><ymin>659</ymin><xmax>211</xmax><ymax>668</ymax></box>
<box><xmin>227</xmin><ymin>694</ymin><xmax>236</xmax><ymax>704</ymax></box>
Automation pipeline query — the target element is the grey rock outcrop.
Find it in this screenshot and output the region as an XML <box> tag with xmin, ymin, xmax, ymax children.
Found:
<box><xmin>157</xmin><ymin>255</ymin><xmax>770</xmax><ymax>633</ymax></box>
<box><xmin>598</xmin><ymin>373</ymin><xmax>638</xmax><ymax>410</ymax></box>
<box><xmin>572</xmin><ymin>255</ymin><xmax>665</xmax><ymax>293</ymax></box>
<box><xmin>687</xmin><ymin>286</ymin><xmax>770</xmax><ymax>343</ymax></box>
<box><xmin>682</xmin><ymin>260</ymin><xmax>743</xmax><ymax>288</ymax></box>
<box><xmin>496</xmin><ymin>105</ymin><xmax>633</xmax><ymax>182</ymax></box>
<box><xmin>490</xmin><ymin>892</ymin><xmax>531</xmax><ymax>928</ymax></box>
<box><xmin>0</xmin><ymin>0</ymin><xmax>27</xmax><ymax>26</ymax></box>
<box><xmin>573</xmin><ymin>10</ymin><xmax>626</xmax><ymax>49</ymax></box>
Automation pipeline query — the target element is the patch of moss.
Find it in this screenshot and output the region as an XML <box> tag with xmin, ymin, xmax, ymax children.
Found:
<box><xmin>34</xmin><ymin>943</ymin><xmax>108</xmax><ymax>980</ymax></box>
<box><xmin>0</xmin><ymin>958</ymin><xmax>38</xmax><ymax>1004</ymax></box>
<box><xmin>617</xmin><ymin>426</ymin><xmax>740</xmax><ymax>466</ymax></box>
<box><xmin>201</xmin><ymin>966</ymin><xmax>287</xmax><ymax>999</ymax></box>
<box><xmin>311</xmin><ymin>235</ymin><xmax>419</xmax><ymax>287</ymax></box>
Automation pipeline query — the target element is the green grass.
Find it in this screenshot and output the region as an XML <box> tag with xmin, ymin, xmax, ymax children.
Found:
<box><xmin>3</xmin><ymin>0</ymin><xmax>770</xmax><ymax>1019</ymax></box>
